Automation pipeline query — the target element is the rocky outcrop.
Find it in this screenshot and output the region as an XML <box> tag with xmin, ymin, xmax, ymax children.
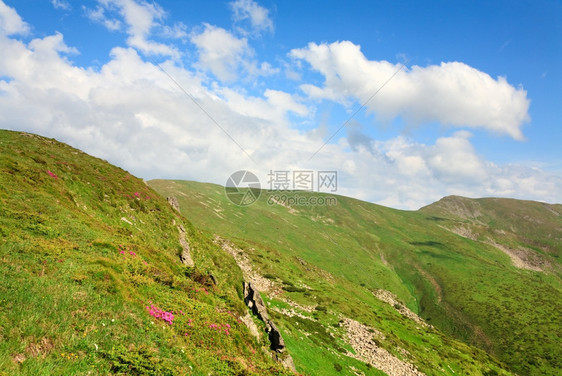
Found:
<box><xmin>244</xmin><ymin>282</ymin><xmax>269</xmax><ymax>322</ymax></box>
<box><xmin>167</xmin><ymin>196</ymin><xmax>180</xmax><ymax>212</ymax></box>
<box><xmin>218</xmin><ymin>237</ymin><xmax>282</xmax><ymax>296</ymax></box>
<box><xmin>267</xmin><ymin>320</ymin><xmax>285</xmax><ymax>352</ymax></box>
<box><xmin>217</xmin><ymin>239</ymin><xmax>295</xmax><ymax>372</ymax></box>
<box><xmin>274</xmin><ymin>352</ymin><xmax>297</xmax><ymax>373</ymax></box>
<box><xmin>177</xmin><ymin>224</ymin><xmax>194</xmax><ymax>267</ymax></box>
<box><xmin>239</xmin><ymin>313</ymin><xmax>260</xmax><ymax>340</ymax></box>
<box><xmin>243</xmin><ymin>281</ymin><xmax>296</xmax><ymax>372</ymax></box>
<box><xmin>168</xmin><ymin>196</ymin><xmax>194</xmax><ymax>268</ymax></box>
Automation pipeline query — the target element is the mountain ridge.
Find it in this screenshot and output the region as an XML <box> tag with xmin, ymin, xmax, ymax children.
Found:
<box><xmin>1</xmin><ymin>129</ymin><xmax>560</xmax><ymax>375</ymax></box>
<box><xmin>149</xmin><ymin>178</ymin><xmax>562</xmax><ymax>375</ymax></box>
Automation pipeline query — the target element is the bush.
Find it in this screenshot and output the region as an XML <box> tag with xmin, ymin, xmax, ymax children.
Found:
<box><xmin>102</xmin><ymin>344</ymin><xmax>175</xmax><ymax>375</ymax></box>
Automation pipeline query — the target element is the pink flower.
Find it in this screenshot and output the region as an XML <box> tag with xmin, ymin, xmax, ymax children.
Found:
<box><xmin>47</xmin><ymin>170</ymin><xmax>58</xmax><ymax>179</ymax></box>
<box><xmin>129</xmin><ymin>251</ymin><xmax>136</xmax><ymax>256</ymax></box>
<box><xmin>120</xmin><ymin>250</ymin><xmax>125</xmax><ymax>255</ymax></box>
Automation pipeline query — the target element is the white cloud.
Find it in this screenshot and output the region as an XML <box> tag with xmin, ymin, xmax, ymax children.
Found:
<box><xmin>84</xmin><ymin>5</ymin><xmax>122</xmax><ymax>31</ymax></box>
<box><xmin>230</xmin><ymin>0</ymin><xmax>273</xmax><ymax>36</ymax></box>
<box><xmin>190</xmin><ymin>24</ymin><xmax>252</xmax><ymax>81</ymax></box>
<box><xmin>426</xmin><ymin>131</ymin><xmax>489</xmax><ymax>184</ymax></box>
<box><xmin>291</xmin><ymin>41</ymin><xmax>530</xmax><ymax>140</ymax></box>
<box><xmin>190</xmin><ymin>23</ymin><xmax>278</xmax><ymax>81</ymax></box>
<box><xmin>51</xmin><ymin>0</ymin><xmax>71</xmax><ymax>11</ymax></box>
<box><xmin>0</xmin><ymin>1</ymin><xmax>29</xmax><ymax>36</ymax></box>
<box><xmin>0</xmin><ymin>1</ymin><xmax>559</xmax><ymax>211</ymax></box>
<box><xmin>85</xmin><ymin>0</ymin><xmax>182</xmax><ymax>57</ymax></box>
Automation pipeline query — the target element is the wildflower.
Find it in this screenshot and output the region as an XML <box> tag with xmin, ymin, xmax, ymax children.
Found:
<box><xmin>129</xmin><ymin>251</ymin><xmax>136</xmax><ymax>256</ymax></box>
<box><xmin>47</xmin><ymin>170</ymin><xmax>58</xmax><ymax>179</ymax></box>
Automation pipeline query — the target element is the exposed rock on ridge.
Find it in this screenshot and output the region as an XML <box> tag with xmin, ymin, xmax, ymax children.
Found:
<box><xmin>243</xmin><ymin>281</ymin><xmax>296</xmax><ymax>372</ymax></box>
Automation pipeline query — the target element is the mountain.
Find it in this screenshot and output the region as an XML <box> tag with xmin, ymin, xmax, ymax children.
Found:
<box><xmin>148</xmin><ymin>180</ymin><xmax>561</xmax><ymax>376</ymax></box>
<box><xmin>1</xmin><ymin>129</ymin><xmax>559</xmax><ymax>376</ymax></box>
<box><xmin>0</xmin><ymin>130</ymin><xmax>293</xmax><ymax>375</ymax></box>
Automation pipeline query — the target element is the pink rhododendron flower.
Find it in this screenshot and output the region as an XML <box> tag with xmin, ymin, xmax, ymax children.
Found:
<box><xmin>146</xmin><ymin>304</ymin><xmax>174</xmax><ymax>324</ymax></box>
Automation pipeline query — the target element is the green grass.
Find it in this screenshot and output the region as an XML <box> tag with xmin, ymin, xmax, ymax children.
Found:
<box><xmin>0</xmin><ymin>130</ymin><xmax>292</xmax><ymax>375</ymax></box>
<box><xmin>2</xmin><ymin>129</ymin><xmax>558</xmax><ymax>375</ymax></box>
<box><xmin>148</xmin><ymin>179</ymin><xmax>561</xmax><ymax>376</ymax></box>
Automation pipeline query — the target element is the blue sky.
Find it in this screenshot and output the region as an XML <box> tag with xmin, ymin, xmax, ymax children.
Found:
<box><xmin>0</xmin><ymin>0</ymin><xmax>560</xmax><ymax>208</ymax></box>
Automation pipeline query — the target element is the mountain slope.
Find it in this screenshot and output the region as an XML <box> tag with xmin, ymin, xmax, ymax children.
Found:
<box><xmin>2</xmin><ymin>128</ymin><xmax>559</xmax><ymax>375</ymax></box>
<box><xmin>420</xmin><ymin>195</ymin><xmax>562</xmax><ymax>271</ymax></box>
<box><xmin>0</xmin><ymin>130</ymin><xmax>292</xmax><ymax>375</ymax></box>
<box><xmin>149</xmin><ymin>179</ymin><xmax>562</xmax><ymax>375</ymax></box>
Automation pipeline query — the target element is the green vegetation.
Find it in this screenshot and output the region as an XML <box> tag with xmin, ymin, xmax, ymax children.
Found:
<box><xmin>1</xmin><ymin>129</ymin><xmax>559</xmax><ymax>375</ymax></box>
<box><xmin>0</xmin><ymin>130</ymin><xmax>291</xmax><ymax>375</ymax></box>
<box><xmin>149</xmin><ymin>179</ymin><xmax>561</xmax><ymax>376</ymax></box>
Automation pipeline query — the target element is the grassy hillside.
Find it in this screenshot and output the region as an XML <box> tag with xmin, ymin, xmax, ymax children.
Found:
<box><xmin>1</xmin><ymin>128</ymin><xmax>558</xmax><ymax>375</ymax></box>
<box><xmin>0</xmin><ymin>130</ymin><xmax>293</xmax><ymax>375</ymax></box>
<box><xmin>149</xmin><ymin>180</ymin><xmax>561</xmax><ymax>376</ymax></box>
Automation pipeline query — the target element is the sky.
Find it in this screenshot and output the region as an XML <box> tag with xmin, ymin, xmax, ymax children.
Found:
<box><xmin>0</xmin><ymin>0</ymin><xmax>561</xmax><ymax>209</ymax></box>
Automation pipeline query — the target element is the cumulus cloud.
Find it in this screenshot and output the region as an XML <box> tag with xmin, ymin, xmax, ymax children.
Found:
<box><xmin>230</xmin><ymin>0</ymin><xmax>274</xmax><ymax>36</ymax></box>
<box><xmin>338</xmin><ymin>132</ymin><xmax>562</xmax><ymax>209</ymax></box>
<box><xmin>190</xmin><ymin>24</ymin><xmax>251</xmax><ymax>81</ymax></box>
<box><xmin>190</xmin><ymin>24</ymin><xmax>277</xmax><ymax>82</ymax></box>
<box><xmin>0</xmin><ymin>0</ymin><xmax>559</xmax><ymax>210</ymax></box>
<box><xmin>291</xmin><ymin>41</ymin><xmax>530</xmax><ymax>140</ymax></box>
<box><xmin>85</xmin><ymin>0</ymin><xmax>183</xmax><ymax>57</ymax></box>
<box><xmin>0</xmin><ymin>1</ymin><xmax>29</xmax><ymax>35</ymax></box>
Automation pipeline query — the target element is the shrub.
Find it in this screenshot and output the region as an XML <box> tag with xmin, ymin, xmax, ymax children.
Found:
<box><xmin>102</xmin><ymin>344</ymin><xmax>175</xmax><ymax>376</ymax></box>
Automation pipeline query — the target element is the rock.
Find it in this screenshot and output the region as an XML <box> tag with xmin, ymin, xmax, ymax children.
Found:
<box><xmin>274</xmin><ymin>353</ymin><xmax>297</xmax><ymax>373</ymax></box>
<box><xmin>268</xmin><ymin>320</ymin><xmax>285</xmax><ymax>352</ymax></box>
<box><xmin>167</xmin><ymin>196</ymin><xmax>180</xmax><ymax>212</ymax></box>
<box><xmin>242</xmin><ymin>281</ymin><xmax>294</xmax><ymax>371</ymax></box>
<box><xmin>177</xmin><ymin>224</ymin><xmax>194</xmax><ymax>267</ymax></box>
<box><xmin>244</xmin><ymin>282</ymin><xmax>269</xmax><ymax>322</ymax></box>
<box><xmin>240</xmin><ymin>313</ymin><xmax>260</xmax><ymax>339</ymax></box>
